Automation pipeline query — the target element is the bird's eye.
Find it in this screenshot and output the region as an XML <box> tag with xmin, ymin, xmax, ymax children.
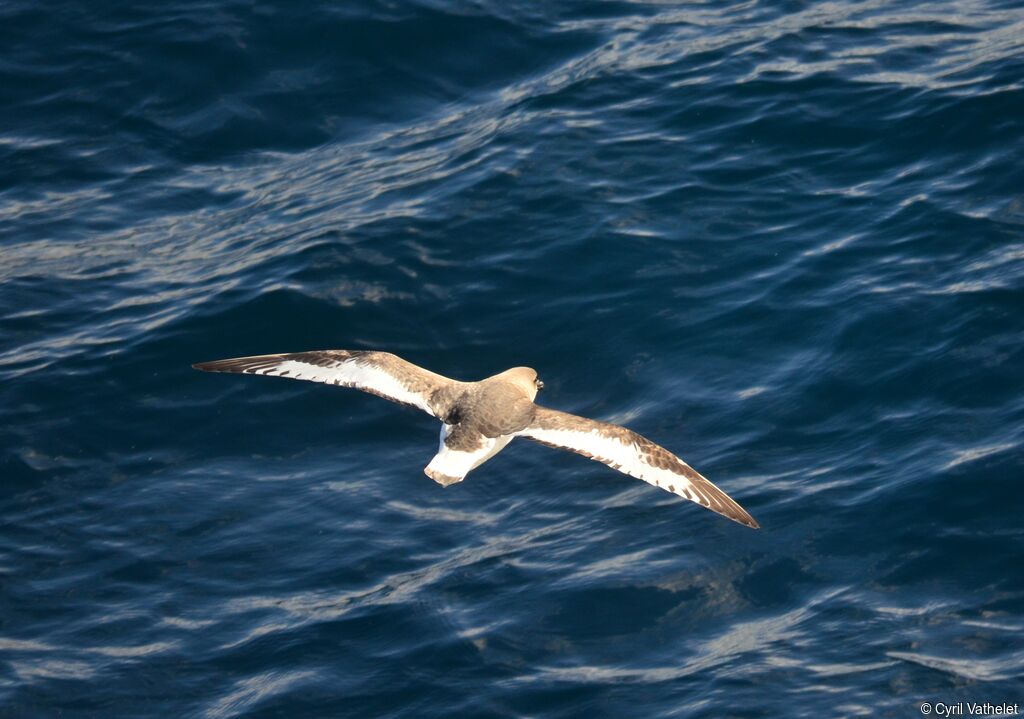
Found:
<box><xmin>536</xmin><ymin>379</ymin><xmax>544</xmax><ymax>390</ymax></box>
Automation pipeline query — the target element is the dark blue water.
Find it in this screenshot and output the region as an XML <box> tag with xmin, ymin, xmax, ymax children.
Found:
<box><xmin>3</xmin><ymin>1</ymin><xmax>1023</xmax><ymax>716</ymax></box>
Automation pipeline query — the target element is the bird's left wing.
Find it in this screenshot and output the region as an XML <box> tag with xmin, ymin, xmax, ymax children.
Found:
<box><xmin>193</xmin><ymin>350</ymin><xmax>459</xmax><ymax>418</ymax></box>
<box><xmin>517</xmin><ymin>406</ymin><xmax>759</xmax><ymax>528</ymax></box>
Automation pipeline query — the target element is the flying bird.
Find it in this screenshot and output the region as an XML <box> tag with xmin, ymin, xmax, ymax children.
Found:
<box><xmin>193</xmin><ymin>350</ymin><xmax>759</xmax><ymax>528</ymax></box>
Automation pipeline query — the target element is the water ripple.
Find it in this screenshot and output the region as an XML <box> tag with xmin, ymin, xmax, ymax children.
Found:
<box><xmin>2</xmin><ymin>0</ymin><xmax>1023</xmax><ymax>716</ymax></box>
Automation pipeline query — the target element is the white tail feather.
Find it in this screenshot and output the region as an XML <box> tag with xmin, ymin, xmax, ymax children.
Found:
<box><xmin>424</xmin><ymin>426</ymin><xmax>513</xmax><ymax>486</ymax></box>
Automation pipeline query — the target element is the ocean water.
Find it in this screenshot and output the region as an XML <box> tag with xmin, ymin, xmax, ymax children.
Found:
<box><xmin>2</xmin><ymin>0</ymin><xmax>1023</xmax><ymax>716</ymax></box>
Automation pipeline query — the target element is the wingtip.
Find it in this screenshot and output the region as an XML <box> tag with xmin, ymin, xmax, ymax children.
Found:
<box><xmin>685</xmin><ymin>479</ymin><xmax>761</xmax><ymax>529</ymax></box>
<box><xmin>699</xmin><ymin>488</ymin><xmax>760</xmax><ymax>529</ymax></box>
<box><xmin>726</xmin><ymin>506</ymin><xmax>760</xmax><ymax>529</ymax></box>
<box><xmin>192</xmin><ymin>360</ymin><xmax>236</xmax><ymax>373</ymax></box>
<box><xmin>193</xmin><ymin>357</ymin><xmax>254</xmax><ymax>372</ymax></box>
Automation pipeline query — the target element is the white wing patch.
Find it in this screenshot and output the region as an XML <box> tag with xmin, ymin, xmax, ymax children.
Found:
<box><xmin>259</xmin><ymin>359</ymin><xmax>432</xmax><ymax>414</ymax></box>
<box><xmin>522</xmin><ymin>425</ymin><xmax>700</xmax><ymax>493</ymax></box>
<box><xmin>193</xmin><ymin>352</ymin><xmax>441</xmax><ymax>417</ymax></box>
<box><xmin>518</xmin><ymin>415</ymin><xmax>759</xmax><ymax>528</ymax></box>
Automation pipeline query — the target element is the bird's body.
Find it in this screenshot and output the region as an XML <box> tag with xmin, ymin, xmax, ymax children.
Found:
<box><xmin>193</xmin><ymin>350</ymin><xmax>759</xmax><ymax>528</ymax></box>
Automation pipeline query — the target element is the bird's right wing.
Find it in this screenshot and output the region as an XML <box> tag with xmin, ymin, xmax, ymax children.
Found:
<box><xmin>517</xmin><ymin>406</ymin><xmax>759</xmax><ymax>528</ymax></box>
<box><xmin>193</xmin><ymin>350</ymin><xmax>460</xmax><ymax>418</ymax></box>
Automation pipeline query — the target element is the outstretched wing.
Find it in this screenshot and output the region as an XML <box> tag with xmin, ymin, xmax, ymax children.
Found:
<box><xmin>193</xmin><ymin>350</ymin><xmax>460</xmax><ymax>418</ymax></box>
<box><xmin>517</xmin><ymin>406</ymin><xmax>759</xmax><ymax>528</ymax></box>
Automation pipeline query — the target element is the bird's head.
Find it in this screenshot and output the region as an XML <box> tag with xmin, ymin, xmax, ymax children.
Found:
<box><xmin>502</xmin><ymin>366</ymin><xmax>544</xmax><ymax>399</ymax></box>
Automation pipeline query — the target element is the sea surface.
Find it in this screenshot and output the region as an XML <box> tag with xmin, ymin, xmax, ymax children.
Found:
<box><xmin>2</xmin><ymin>1</ymin><xmax>1023</xmax><ymax>717</ymax></box>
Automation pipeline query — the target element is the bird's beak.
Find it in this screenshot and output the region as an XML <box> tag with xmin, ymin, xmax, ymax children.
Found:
<box><xmin>537</xmin><ymin>380</ymin><xmax>544</xmax><ymax>390</ymax></box>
